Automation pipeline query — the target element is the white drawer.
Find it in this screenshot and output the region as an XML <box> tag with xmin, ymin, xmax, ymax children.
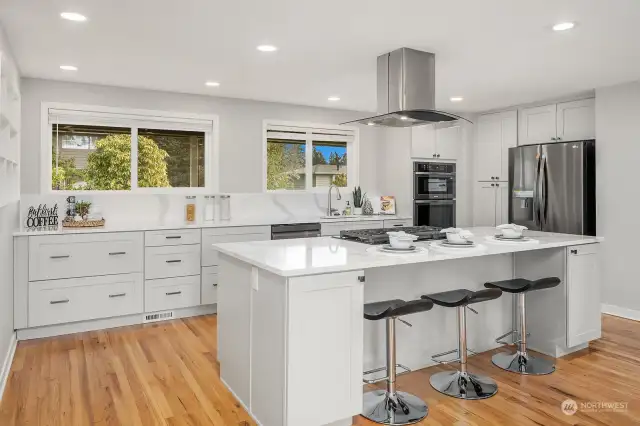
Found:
<box><xmin>203</xmin><ymin>226</ymin><xmax>271</xmax><ymax>237</ymax></box>
<box><xmin>202</xmin><ymin>228</ymin><xmax>271</xmax><ymax>267</ymax></box>
<box><xmin>145</xmin><ymin>244</ymin><xmax>201</xmax><ymax>279</ymax></box>
<box><xmin>383</xmin><ymin>218</ymin><xmax>413</xmax><ymax>228</ymax></box>
<box><xmin>201</xmin><ymin>266</ymin><xmax>218</xmax><ymax>305</ymax></box>
<box><xmin>145</xmin><ymin>276</ymin><xmax>201</xmax><ymax>312</ymax></box>
<box><xmin>320</xmin><ymin>220</ymin><xmax>384</xmax><ymax>236</ymax></box>
<box><xmin>29</xmin><ymin>273</ymin><xmax>143</xmax><ymax>327</ymax></box>
<box><xmin>145</xmin><ymin>229</ymin><xmax>201</xmax><ymax>247</ymax></box>
<box><xmin>29</xmin><ymin>232</ymin><xmax>143</xmax><ymax>281</ymax></box>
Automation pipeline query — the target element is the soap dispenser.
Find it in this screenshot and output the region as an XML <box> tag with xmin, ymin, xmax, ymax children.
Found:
<box><xmin>345</xmin><ymin>201</ymin><xmax>352</xmax><ymax>216</ymax></box>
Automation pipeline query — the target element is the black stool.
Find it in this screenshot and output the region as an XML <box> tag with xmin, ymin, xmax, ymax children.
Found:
<box><xmin>362</xmin><ymin>298</ymin><xmax>434</xmax><ymax>425</ymax></box>
<box><xmin>421</xmin><ymin>288</ymin><xmax>502</xmax><ymax>400</ymax></box>
<box><xmin>485</xmin><ymin>277</ymin><xmax>561</xmax><ymax>375</ymax></box>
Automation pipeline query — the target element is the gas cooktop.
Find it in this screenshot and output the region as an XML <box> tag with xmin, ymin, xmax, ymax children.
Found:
<box><xmin>337</xmin><ymin>226</ymin><xmax>445</xmax><ymax>245</ymax></box>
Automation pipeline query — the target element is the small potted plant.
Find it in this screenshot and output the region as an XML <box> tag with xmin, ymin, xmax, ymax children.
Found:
<box><xmin>75</xmin><ymin>200</ymin><xmax>92</xmax><ymax>221</ymax></box>
<box><xmin>352</xmin><ymin>186</ymin><xmax>366</xmax><ymax>215</ymax></box>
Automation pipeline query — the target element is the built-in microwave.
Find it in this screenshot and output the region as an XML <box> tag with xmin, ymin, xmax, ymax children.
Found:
<box><xmin>414</xmin><ymin>162</ymin><xmax>456</xmax><ymax>200</ymax></box>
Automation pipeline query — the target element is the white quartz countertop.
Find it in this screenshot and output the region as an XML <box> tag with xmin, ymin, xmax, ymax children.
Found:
<box><xmin>214</xmin><ymin>227</ymin><xmax>602</xmax><ymax>277</ymax></box>
<box><xmin>13</xmin><ymin>214</ymin><xmax>410</xmax><ymax>236</ymax></box>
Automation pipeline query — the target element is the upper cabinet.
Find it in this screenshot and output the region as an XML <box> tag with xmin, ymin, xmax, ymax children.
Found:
<box><xmin>518</xmin><ymin>98</ymin><xmax>595</xmax><ymax>145</ymax></box>
<box><xmin>411</xmin><ymin>124</ymin><xmax>461</xmax><ymax>160</ymax></box>
<box><xmin>556</xmin><ymin>98</ymin><xmax>596</xmax><ymax>141</ymax></box>
<box><xmin>475</xmin><ymin>110</ymin><xmax>517</xmax><ymax>182</ymax></box>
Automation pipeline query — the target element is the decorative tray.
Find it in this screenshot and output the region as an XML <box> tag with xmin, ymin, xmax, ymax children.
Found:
<box><xmin>62</xmin><ymin>218</ymin><xmax>106</xmax><ymax>228</ymax></box>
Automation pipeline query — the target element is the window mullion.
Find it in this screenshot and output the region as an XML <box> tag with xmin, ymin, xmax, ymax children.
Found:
<box><xmin>131</xmin><ymin>127</ymin><xmax>138</xmax><ymax>190</ymax></box>
<box><xmin>305</xmin><ymin>135</ymin><xmax>313</xmax><ymax>190</ymax></box>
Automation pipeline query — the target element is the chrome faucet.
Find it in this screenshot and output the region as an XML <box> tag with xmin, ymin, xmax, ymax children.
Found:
<box><xmin>327</xmin><ymin>184</ymin><xmax>342</xmax><ymax>216</ymax></box>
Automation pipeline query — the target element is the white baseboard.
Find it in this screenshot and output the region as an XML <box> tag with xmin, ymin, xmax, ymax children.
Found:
<box><xmin>220</xmin><ymin>378</ymin><xmax>263</xmax><ymax>426</ymax></box>
<box><xmin>0</xmin><ymin>332</ymin><xmax>17</xmax><ymax>401</ymax></box>
<box><xmin>17</xmin><ymin>304</ymin><xmax>217</xmax><ymax>341</ymax></box>
<box><xmin>602</xmin><ymin>304</ymin><xmax>640</xmax><ymax>321</ymax></box>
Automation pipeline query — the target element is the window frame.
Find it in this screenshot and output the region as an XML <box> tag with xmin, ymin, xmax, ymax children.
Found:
<box><xmin>41</xmin><ymin>102</ymin><xmax>219</xmax><ymax>194</ymax></box>
<box><xmin>262</xmin><ymin>120</ymin><xmax>359</xmax><ymax>193</ymax></box>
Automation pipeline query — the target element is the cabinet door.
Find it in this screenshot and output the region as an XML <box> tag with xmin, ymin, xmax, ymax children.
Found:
<box><xmin>410</xmin><ymin>124</ymin><xmax>437</xmax><ymax>159</ymax></box>
<box><xmin>500</xmin><ymin>111</ymin><xmax>518</xmax><ymax>181</ymax></box>
<box><xmin>496</xmin><ymin>182</ymin><xmax>509</xmax><ymax>226</ymax></box>
<box><xmin>518</xmin><ymin>104</ymin><xmax>557</xmax><ymax>145</ymax></box>
<box><xmin>476</xmin><ymin>114</ymin><xmax>503</xmax><ymax>181</ymax></box>
<box><xmin>556</xmin><ymin>98</ymin><xmax>595</xmax><ymax>141</ymax></box>
<box><xmin>286</xmin><ymin>271</ymin><xmax>364</xmax><ymax>426</ymax></box>
<box><xmin>473</xmin><ymin>182</ymin><xmax>498</xmax><ymax>227</ymax></box>
<box><xmin>435</xmin><ymin>125</ymin><xmax>461</xmax><ymax>160</ymax></box>
<box><xmin>566</xmin><ymin>244</ymin><xmax>601</xmax><ymax>347</ymax></box>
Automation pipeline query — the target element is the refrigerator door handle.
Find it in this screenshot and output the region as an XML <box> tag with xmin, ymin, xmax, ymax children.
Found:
<box><xmin>533</xmin><ymin>155</ymin><xmax>541</xmax><ymax>227</ymax></box>
<box><xmin>541</xmin><ymin>156</ymin><xmax>548</xmax><ymax>227</ymax></box>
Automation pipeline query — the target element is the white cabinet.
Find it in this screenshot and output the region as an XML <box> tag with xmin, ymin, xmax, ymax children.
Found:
<box><xmin>286</xmin><ymin>271</ymin><xmax>364</xmax><ymax>426</ymax></box>
<box><xmin>518</xmin><ymin>99</ymin><xmax>594</xmax><ymax>145</ymax></box>
<box><xmin>145</xmin><ymin>229</ymin><xmax>201</xmax><ymax>246</ymax></box>
<box><xmin>144</xmin><ymin>244</ymin><xmax>201</xmax><ymax>279</ymax></box>
<box><xmin>145</xmin><ymin>275</ymin><xmax>201</xmax><ymax>312</ymax></box>
<box><xmin>411</xmin><ymin>124</ymin><xmax>461</xmax><ymax>160</ymax></box>
<box><xmin>202</xmin><ymin>226</ymin><xmax>271</xmax><ymax>267</ymax></box>
<box><xmin>473</xmin><ymin>182</ymin><xmax>508</xmax><ymax>227</ymax></box>
<box><xmin>566</xmin><ymin>244</ymin><xmax>601</xmax><ymax>347</ymax></box>
<box><xmin>556</xmin><ymin>99</ymin><xmax>596</xmax><ymax>141</ymax></box>
<box><xmin>201</xmin><ymin>266</ymin><xmax>218</xmax><ymax>305</ymax></box>
<box><xmin>475</xmin><ymin>110</ymin><xmax>517</xmax><ymax>182</ymax></box>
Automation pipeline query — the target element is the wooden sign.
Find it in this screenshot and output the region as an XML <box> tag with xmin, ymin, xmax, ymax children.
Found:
<box><xmin>25</xmin><ymin>204</ymin><xmax>59</xmax><ymax>229</ymax></box>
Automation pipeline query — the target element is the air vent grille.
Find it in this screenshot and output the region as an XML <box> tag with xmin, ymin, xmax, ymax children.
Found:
<box><xmin>144</xmin><ymin>311</ymin><xmax>174</xmax><ymax>323</ymax></box>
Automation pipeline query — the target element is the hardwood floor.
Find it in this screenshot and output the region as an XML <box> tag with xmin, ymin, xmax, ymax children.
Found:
<box><xmin>1</xmin><ymin>314</ymin><xmax>639</xmax><ymax>426</ymax></box>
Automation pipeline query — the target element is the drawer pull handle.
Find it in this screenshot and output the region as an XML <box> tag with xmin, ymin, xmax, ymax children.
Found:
<box><xmin>393</xmin><ymin>224</ymin><xmax>404</xmax><ymax>227</ymax></box>
<box><xmin>50</xmin><ymin>255</ymin><xmax>70</xmax><ymax>259</ymax></box>
<box><xmin>109</xmin><ymin>293</ymin><xmax>127</xmax><ymax>298</ymax></box>
<box><xmin>166</xmin><ymin>236</ymin><xmax>182</xmax><ymax>239</ymax></box>
<box><xmin>166</xmin><ymin>291</ymin><xmax>182</xmax><ymax>296</ymax></box>
<box><xmin>213</xmin><ymin>283</ymin><xmax>218</xmax><ymax>287</ymax></box>
<box><xmin>166</xmin><ymin>259</ymin><xmax>183</xmax><ymax>264</ymax></box>
<box><xmin>50</xmin><ymin>299</ymin><xmax>70</xmax><ymax>304</ymax></box>
<box><xmin>109</xmin><ymin>252</ymin><xmax>127</xmax><ymax>256</ymax></box>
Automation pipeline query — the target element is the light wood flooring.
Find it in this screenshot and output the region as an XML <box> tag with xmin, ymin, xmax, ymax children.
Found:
<box><xmin>1</xmin><ymin>314</ymin><xmax>638</xmax><ymax>425</ymax></box>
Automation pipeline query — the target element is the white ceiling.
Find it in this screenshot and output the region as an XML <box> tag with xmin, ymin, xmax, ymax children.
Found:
<box><xmin>1</xmin><ymin>0</ymin><xmax>640</xmax><ymax>113</ymax></box>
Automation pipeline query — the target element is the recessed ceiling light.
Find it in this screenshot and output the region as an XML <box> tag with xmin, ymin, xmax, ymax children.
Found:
<box><xmin>553</xmin><ymin>22</ymin><xmax>575</xmax><ymax>31</ymax></box>
<box><xmin>257</xmin><ymin>45</ymin><xmax>278</xmax><ymax>52</ymax></box>
<box><xmin>60</xmin><ymin>65</ymin><xmax>78</xmax><ymax>71</ymax></box>
<box><xmin>399</xmin><ymin>116</ymin><xmax>409</xmax><ymax>121</ymax></box>
<box><xmin>367</xmin><ymin>122</ymin><xmax>375</xmax><ymax>126</ymax></box>
<box><xmin>60</xmin><ymin>12</ymin><xmax>87</xmax><ymax>22</ymax></box>
<box><xmin>450</xmin><ymin>96</ymin><xmax>464</xmax><ymax>102</ymax></box>
<box><xmin>328</xmin><ymin>96</ymin><xmax>340</xmax><ymax>101</ymax></box>
<box><xmin>205</xmin><ymin>81</ymin><xmax>220</xmax><ymax>87</ymax></box>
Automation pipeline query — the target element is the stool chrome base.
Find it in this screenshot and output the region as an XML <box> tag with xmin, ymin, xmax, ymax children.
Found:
<box><xmin>362</xmin><ymin>390</ymin><xmax>428</xmax><ymax>425</ymax></box>
<box><xmin>492</xmin><ymin>351</ymin><xmax>555</xmax><ymax>375</ymax></box>
<box><xmin>429</xmin><ymin>371</ymin><xmax>498</xmax><ymax>400</ymax></box>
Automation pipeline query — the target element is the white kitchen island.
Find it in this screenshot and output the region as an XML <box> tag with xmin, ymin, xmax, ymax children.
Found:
<box><xmin>214</xmin><ymin>227</ymin><xmax>601</xmax><ymax>426</ymax></box>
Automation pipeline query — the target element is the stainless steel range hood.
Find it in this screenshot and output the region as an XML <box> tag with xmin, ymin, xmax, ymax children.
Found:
<box><xmin>343</xmin><ymin>48</ymin><xmax>470</xmax><ymax>127</ymax></box>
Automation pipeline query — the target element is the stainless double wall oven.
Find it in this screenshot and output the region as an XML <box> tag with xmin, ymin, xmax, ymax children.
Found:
<box><xmin>413</xmin><ymin>162</ymin><xmax>456</xmax><ymax>228</ymax></box>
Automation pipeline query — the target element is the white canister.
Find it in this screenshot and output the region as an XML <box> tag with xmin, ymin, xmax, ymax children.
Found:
<box><xmin>203</xmin><ymin>195</ymin><xmax>216</xmax><ymax>221</ymax></box>
<box><xmin>219</xmin><ymin>195</ymin><xmax>231</xmax><ymax>221</ymax></box>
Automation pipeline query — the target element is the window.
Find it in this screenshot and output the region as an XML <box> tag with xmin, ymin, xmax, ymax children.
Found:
<box><xmin>264</xmin><ymin>122</ymin><xmax>358</xmax><ymax>191</ymax></box>
<box><xmin>45</xmin><ymin>104</ymin><xmax>217</xmax><ymax>192</ymax></box>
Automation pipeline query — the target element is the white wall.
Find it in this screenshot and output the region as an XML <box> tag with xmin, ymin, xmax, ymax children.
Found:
<box><xmin>21</xmin><ymin>78</ymin><xmax>380</xmax><ymax>195</ymax></box>
<box><xmin>0</xmin><ymin>23</ymin><xmax>18</xmax><ymax>391</ymax></box>
<box><xmin>596</xmin><ymin>81</ymin><xmax>640</xmax><ymax>313</ymax></box>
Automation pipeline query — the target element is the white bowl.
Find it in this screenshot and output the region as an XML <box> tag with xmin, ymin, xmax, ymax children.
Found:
<box><xmin>499</xmin><ymin>228</ymin><xmax>524</xmax><ymax>239</ymax></box>
<box><xmin>446</xmin><ymin>233</ymin><xmax>469</xmax><ymax>244</ymax></box>
<box><xmin>389</xmin><ymin>234</ymin><xmax>418</xmax><ymax>249</ymax></box>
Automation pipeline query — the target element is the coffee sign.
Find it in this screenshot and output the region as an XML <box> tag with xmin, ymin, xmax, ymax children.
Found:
<box><xmin>25</xmin><ymin>204</ymin><xmax>59</xmax><ymax>229</ymax></box>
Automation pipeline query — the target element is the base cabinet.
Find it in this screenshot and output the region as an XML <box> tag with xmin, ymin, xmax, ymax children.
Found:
<box><xmin>566</xmin><ymin>244</ymin><xmax>601</xmax><ymax>346</ymax></box>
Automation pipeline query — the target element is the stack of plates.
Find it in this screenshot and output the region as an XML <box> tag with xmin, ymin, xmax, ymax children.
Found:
<box><xmin>493</xmin><ymin>235</ymin><xmax>531</xmax><ymax>242</ymax></box>
<box><xmin>380</xmin><ymin>244</ymin><xmax>418</xmax><ymax>253</ymax></box>
<box><xmin>436</xmin><ymin>240</ymin><xmax>477</xmax><ymax>249</ymax></box>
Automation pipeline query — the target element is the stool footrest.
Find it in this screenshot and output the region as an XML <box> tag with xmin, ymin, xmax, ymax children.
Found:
<box><xmin>362</xmin><ymin>364</ymin><xmax>412</xmax><ymax>384</ymax></box>
<box><xmin>495</xmin><ymin>330</ymin><xmax>532</xmax><ymax>346</ymax></box>
<box><xmin>431</xmin><ymin>348</ymin><xmax>478</xmax><ymax>365</ymax></box>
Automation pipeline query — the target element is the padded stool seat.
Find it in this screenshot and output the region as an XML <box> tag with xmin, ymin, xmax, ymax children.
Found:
<box><xmin>364</xmin><ymin>299</ymin><xmax>434</xmax><ymax>321</ymax></box>
<box><xmin>421</xmin><ymin>288</ymin><xmax>502</xmax><ymax>307</ymax></box>
<box><xmin>484</xmin><ymin>277</ymin><xmax>560</xmax><ymax>293</ymax></box>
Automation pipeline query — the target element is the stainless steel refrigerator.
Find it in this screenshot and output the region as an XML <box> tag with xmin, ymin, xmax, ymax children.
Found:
<box><xmin>508</xmin><ymin>140</ymin><xmax>596</xmax><ymax>235</ymax></box>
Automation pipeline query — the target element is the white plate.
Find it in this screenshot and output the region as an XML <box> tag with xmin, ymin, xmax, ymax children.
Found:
<box><xmin>382</xmin><ymin>244</ymin><xmax>416</xmax><ymax>251</ymax></box>
<box><xmin>485</xmin><ymin>236</ymin><xmax>539</xmax><ymax>244</ymax></box>
<box><xmin>437</xmin><ymin>241</ymin><xmax>477</xmax><ymax>249</ymax></box>
<box><xmin>370</xmin><ymin>246</ymin><xmax>427</xmax><ymax>255</ymax></box>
